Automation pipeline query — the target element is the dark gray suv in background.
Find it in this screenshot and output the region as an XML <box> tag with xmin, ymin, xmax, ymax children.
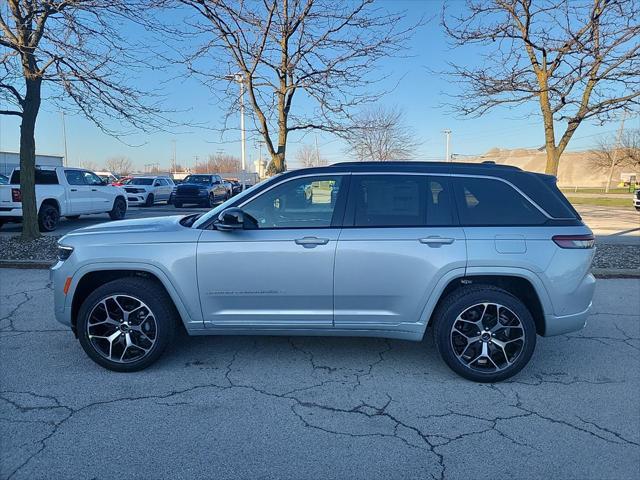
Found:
<box><xmin>52</xmin><ymin>162</ymin><xmax>595</xmax><ymax>382</ymax></box>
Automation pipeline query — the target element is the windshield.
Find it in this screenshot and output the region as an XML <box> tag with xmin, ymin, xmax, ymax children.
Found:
<box><xmin>192</xmin><ymin>177</ymin><xmax>274</xmax><ymax>229</ymax></box>
<box><xmin>129</xmin><ymin>178</ymin><xmax>154</xmax><ymax>185</ymax></box>
<box><xmin>183</xmin><ymin>175</ymin><xmax>212</xmax><ymax>184</ymax></box>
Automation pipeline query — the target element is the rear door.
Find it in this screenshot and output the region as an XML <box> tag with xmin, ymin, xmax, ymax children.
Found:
<box><xmin>334</xmin><ymin>174</ymin><xmax>466</xmax><ymax>329</ymax></box>
<box><xmin>64</xmin><ymin>170</ymin><xmax>93</xmax><ymax>214</ymax></box>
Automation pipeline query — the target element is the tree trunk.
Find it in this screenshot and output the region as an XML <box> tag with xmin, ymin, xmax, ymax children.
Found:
<box><xmin>19</xmin><ymin>77</ymin><xmax>42</xmax><ymax>241</ymax></box>
<box><xmin>266</xmin><ymin>151</ymin><xmax>286</xmax><ymax>175</ymax></box>
<box><xmin>544</xmin><ymin>146</ymin><xmax>560</xmax><ymax>176</ymax></box>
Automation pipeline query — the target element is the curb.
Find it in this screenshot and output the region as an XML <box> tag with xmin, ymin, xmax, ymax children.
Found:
<box><xmin>1</xmin><ymin>260</ymin><xmax>638</xmax><ymax>278</ymax></box>
<box><xmin>0</xmin><ymin>259</ymin><xmax>55</xmax><ymax>269</ymax></box>
<box><xmin>591</xmin><ymin>268</ymin><xmax>640</xmax><ymax>279</ymax></box>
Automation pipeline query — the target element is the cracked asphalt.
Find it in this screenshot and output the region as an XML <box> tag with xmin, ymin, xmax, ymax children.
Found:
<box><xmin>1</xmin><ymin>269</ymin><xmax>639</xmax><ymax>480</ymax></box>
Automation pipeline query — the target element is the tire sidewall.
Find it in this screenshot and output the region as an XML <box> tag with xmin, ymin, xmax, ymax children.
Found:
<box><xmin>110</xmin><ymin>198</ymin><xmax>126</xmax><ymax>220</ymax></box>
<box><xmin>77</xmin><ymin>280</ymin><xmax>175</xmax><ymax>372</ymax></box>
<box><xmin>434</xmin><ymin>288</ymin><xmax>537</xmax><ymax>382</ymax></box>
<box><xmin>38</xmin><ymin>204</ymin><xmax>59</xmax><ymax>232</ymax></box>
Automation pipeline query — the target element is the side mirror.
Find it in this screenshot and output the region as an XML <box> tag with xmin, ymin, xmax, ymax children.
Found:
<box><xmin>101</xmin><ymin>180</ymin><xmax>108</xmax><ymax>186</ymax></box>
<box><xmin>215</xmin><ymin>207</ymin><xmax>247</xmax><ymax>231</ymax></box>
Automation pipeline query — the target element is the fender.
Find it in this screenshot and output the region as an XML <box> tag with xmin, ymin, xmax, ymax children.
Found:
<box><xmin>65</xmin><ymin>261</ymin><xmax>203</xmax><ymax>331</ymax></box>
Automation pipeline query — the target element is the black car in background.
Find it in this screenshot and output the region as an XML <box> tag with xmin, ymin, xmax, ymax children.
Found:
<box><xmin>173</xmin><ymin>174</ymin><xmax>230</xmax><ymax>208</ymax></box>
<box><xmin>225</xmin><ymin>179</ymin><xmax>243</xmax><ymax>196</ymax></box>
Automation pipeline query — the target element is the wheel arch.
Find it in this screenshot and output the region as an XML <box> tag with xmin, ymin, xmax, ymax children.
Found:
<box><xmin>424</xmin><ymin>270</ymin><xmax>551</xmax><ymax>337</ymax></box>
<box><xmin>39</xmin><ymin>197</ymin><xmax>60</xmax><ymax>213</ymax></box>
<box><xmin>69</xmin><ymin>265</ymin><xmax>196</xmax><ymax>335</ymax></box>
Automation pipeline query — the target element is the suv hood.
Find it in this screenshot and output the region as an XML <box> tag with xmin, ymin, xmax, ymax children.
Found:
<box><xmin>62</xmin><ymin>215</ymin><xmax>186</xmax><ymax>240</ymax></box>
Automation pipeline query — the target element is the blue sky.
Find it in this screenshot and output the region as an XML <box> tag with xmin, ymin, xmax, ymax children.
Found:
<box><xmin>0</xmin><ymin>0</ymin><xmax>633</xmax><ymax>171</ymax></box>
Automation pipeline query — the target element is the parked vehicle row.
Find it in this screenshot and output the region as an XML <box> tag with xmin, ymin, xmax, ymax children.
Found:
<box><xmin>0</xmin><ymin>167</ymin><xmax>127</xmax><ymax>231</ymax></box>
<box><xmin>634</xmin><ymin>188</ymin><xmax>639</xmax><ymax>211</ymax></box>
<box><xmin>52</xmin><ymin>161</ymin><xmax>596</xmax><ymax>382</ymax></box>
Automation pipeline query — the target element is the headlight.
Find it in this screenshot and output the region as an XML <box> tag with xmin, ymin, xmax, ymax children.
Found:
<box><xmin>57</xmin><ymin>245</ymin><xmax>74</xmax><ymax>261</ymax></box>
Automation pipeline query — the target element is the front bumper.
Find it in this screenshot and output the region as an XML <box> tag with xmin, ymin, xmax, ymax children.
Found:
<box><xmin>174</xmin><ymin>193</ymin><xmax>208</xmax><ymax>204</ymax></box>
<box><xmin>125</xmin><ymin>192</ymin><xmax>148</xmax><ymax>205</ymax></box>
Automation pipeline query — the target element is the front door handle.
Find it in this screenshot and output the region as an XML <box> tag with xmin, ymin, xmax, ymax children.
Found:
<box><xmin>419</xmin><ymin>236</ymin><xmax>455</xmax><ymax>246</ymax></box>
<box><xmin>91</xmin><ymin>188</ymin><xmax>98</xmax><ymax>192</ymax></box>
<box><xmin>70</xmin><ymin>188</ymin><xmax>78</xmax><ymax>192</ymax></box>
<box><xmin>295</xmin><ymin>236</ymin><xmax>330</xmax><ymax>248</ymax></box>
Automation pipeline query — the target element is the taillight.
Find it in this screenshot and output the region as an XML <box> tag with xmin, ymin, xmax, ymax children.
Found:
<box><xmin>11</xmin><ymin>188</ymin><xmax>21</xmax><ymax>202</ymax></box>
<box><xmin>552</xmin><ymin>234</ymin><xmax>595</xmax><ymax>249</ymax></box>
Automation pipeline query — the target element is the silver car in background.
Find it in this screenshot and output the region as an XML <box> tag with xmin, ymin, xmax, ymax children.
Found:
<box><xmin>51</xmin><ymin>162</ymin><xmax>596</xmax><ymax>382</ymax></box>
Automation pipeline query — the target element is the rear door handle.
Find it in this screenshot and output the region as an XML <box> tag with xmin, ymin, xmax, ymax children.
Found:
<box><xmin>70</xmin><ymin>188</ymin><xmax>78</xmax><ymax>192</ymax></box>
<box><xmin>91</xmin><ymin>189</ymin><xmax>98</xmax><ymax>191</ymax></box>
<box><xmin>419</xmin><ymin>236</ymin><xmax>455</xmax><ymax>246</ymax></box>
<box><xmin>295</xmin><ymin>236</ymin><xmax>330</xmax><ymax>248</ymax></box>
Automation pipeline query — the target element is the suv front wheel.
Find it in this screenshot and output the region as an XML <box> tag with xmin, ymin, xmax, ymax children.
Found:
<box><xmin>77</xmin><ymin>278</ymin><xmax>177</xmax><ymax>372</ymax></box>
<box><xmin>433</xmin><ymin>285</ymin><xmax>536</xmax><ymax>382</ymax></box>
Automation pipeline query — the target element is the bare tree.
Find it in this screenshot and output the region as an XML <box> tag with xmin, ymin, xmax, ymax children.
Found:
<box><xmin>79</xmin><ymin>160</ymin><xmax>99</xmax><ymax>172</ymax></box>
<box><xmin>344</xmin><ymin>106</ymin><xmax>420</xmax><ymax>162</ymax></box>
<box><xmin>295</xmin><ymin>143</ymin><xmax>325</xmax><ymax>168</ymax></box>
<box><xmin>591</xmin><ymin>128</ymin><xmax>640</xmax><ymax>190</ymax></box>
<box><xmin>442</xmin><ymin>0</ymin><xmax>640</xmax><ymax>175</ymax></box>
<box><xmin>0</xmin><ymin>1</ymin><xmax>163</xmax><ymax>240</ymax></box>
<box><xmin>174</xmin><ymin>0</ymin><xmax>422</xmax><ymax>175</ymax></box>
<box><xmin>194</xmin><ymin>153</ymin><xmax>241</xmax><ymax>173</ymax></box>
<box><xmin>105</xmin><ymin>156</ymin><xmax>133</xmax><ymax>176</ymax></box>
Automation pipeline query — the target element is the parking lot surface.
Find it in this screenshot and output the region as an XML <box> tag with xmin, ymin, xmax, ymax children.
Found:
<box><xmin>1</xmin><ymin>270</ymin><xmax>638</xmax><ymax>479</ymax></box>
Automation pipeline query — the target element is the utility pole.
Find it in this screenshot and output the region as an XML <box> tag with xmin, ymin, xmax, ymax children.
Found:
<box><xmin>61</xmin><ymin>111</ymin><xmax>69</xmax><ymax>166</ymax></box>
<box><xmin>225</xmin><ymin>73</ymin><xmax>247</xmax><ymax>190</ymax></box>
<box><xmin>171</xmin><ymin>139</ymin><xmax>177</xmax><ymax>174</ymax></box>
<box><xmin>443</xmin><ymin>129</ymin><xmax>452</xmax><ymax>162</ymax></box>
<box><xmin>606</xmin><ymin>111</ymin><xmax>627</xmax><ymax>193</ymax></box>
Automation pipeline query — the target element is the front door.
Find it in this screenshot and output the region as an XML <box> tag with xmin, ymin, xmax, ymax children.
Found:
<box><xmin>334</xmin><ymin>174</ymin><xmax>466</xmax><ymax>329</ymax></box>
<box><xmin>64</xmin><ymin>170</ymin><xmax>93</xmax><ymax>214</ymax></box>
<box><xmin>82</xmin><ymin>170</ymin><xmax>114</xmax><ymax>212</ymax></box>
<box><xmin>197</xmin><ymin>174</ymin><xmax>347</xmax><ymax>328</ymax></box>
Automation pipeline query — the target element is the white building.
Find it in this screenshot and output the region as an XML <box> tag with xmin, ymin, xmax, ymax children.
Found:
<box><xmin>0</xmin><ymin>151</ymin><xmax>64</xmax><ymax>176</ymax></box>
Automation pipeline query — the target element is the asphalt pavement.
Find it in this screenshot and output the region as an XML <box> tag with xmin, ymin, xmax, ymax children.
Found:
<box><xmin>1</xmin><ymin>270</ymin><xmax>638</xmax><ymax>480</ymax></box>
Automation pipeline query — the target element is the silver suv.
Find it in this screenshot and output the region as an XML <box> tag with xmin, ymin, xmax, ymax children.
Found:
<box><xmin>51</xmin><ymin>162</ymin><xmax>596</xmax><ymax>382</ymax></box>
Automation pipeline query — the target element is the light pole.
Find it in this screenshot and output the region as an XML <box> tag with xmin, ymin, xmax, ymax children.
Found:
<box><xmin>442</xmin><ymin>129</ymin><xmax>452</xmax><ymax>162</ymax></box>
<box><xmin>61</xmin><ymin>111</ymin><xmax>69</xmax><ymax>166</ymax></box>
<box><xmin>225</xmin><ymin>73</ymin><xmax>247</xmax><ymax>191</ymax></box>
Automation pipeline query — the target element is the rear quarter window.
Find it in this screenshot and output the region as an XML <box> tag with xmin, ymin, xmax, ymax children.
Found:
<box><xmin>452</xmin><ymin>177</ymin><xmax>547</xmax><ymax>226</ymax></box>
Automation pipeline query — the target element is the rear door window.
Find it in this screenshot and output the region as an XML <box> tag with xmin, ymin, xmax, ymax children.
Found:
<box><xmin>452</xmin><ymin>177</ymin><xmax>546</xmax><ymax>225</ymax></box>
<box><xmin>349</xmin><ymin>175</ymin><xmax>455</xmax><ymax>227</ymax></box>
<box><xmin>65</xmin><ymin>170</ymin><xmax>86</xmax><ymax>186</ymax></box>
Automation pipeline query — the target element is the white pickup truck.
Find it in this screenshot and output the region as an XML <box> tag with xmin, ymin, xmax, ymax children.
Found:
<box><xmin>0</xmin><ymin>166</ymin><xmax>128</xmax><ymax>232</ymax></box>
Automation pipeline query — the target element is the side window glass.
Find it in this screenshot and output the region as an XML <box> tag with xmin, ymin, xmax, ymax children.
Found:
<box><xmin>453</xmin><ymin>177</ymin><xmax>546</xmax><ymax>225</ymax></box>
<box><xmin>427</xmin><ymin>177</ymin><xmax>455</xmax><ymax>226</ymax></box>
<box><xmin>353</xmin><ymin>176</ymin><xmax>424</xmax><ymax>227</ymax></box>
<box><xmin>242</xmin><ymin>176</ymin><xmax>343</xmax><ymax>229</ymax></box>
<box><xmin>82</xmin><ymin>171</ymin><xmax>103</xmax><ymax>186</ymax></box>
<box><xmin>65</xmin><ymin>170</ymin><xmax>86</xmax><ymax>185</ymax></box>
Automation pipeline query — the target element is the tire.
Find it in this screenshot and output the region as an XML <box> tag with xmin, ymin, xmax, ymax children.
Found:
<box><xmin>208</xmin><ymin>193</ymin><xmax>216</xmax><ymax>208</ymax></box>
<box><xmin>635</xmin><ymin>206</ymin><xmax>640</xmax><ymax>211</ymax></box>
<box><xmin>108</xmin><ymin>197</ymin><xmax>127</xmax><ymax>220</ymax></box>
<box><xmin>432</xmin><ymin>285</ymin><xmax>536</xmax><ymax>383</ymax></box>
<box><xmin>38</xmin><ymin>203</ymin><xmax>60</xmax><ymax>232</ymax></box>
<box><xmin>65</xmin><ymin>215</ymin><xmax>81</xmax><ymax>220</ymax></box>
<box><xmin>144</xmin><ymin>193</ymin><xmax>154</xmax><ymax>207</ymax></box>
<box><xmin>174</xmin><ymin>202</ymin><xmax>183</xmax><ymax>208</ymax></box>
<box><xmin>77</xmin><ymin>278</ymin><xmax>178</xmax><ymax>372</ymax></box>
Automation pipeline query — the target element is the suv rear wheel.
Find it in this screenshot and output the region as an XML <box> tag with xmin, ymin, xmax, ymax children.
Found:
<box><xmin>77</xmin><ymin>278</ymin><xmax>177</xmax><ymax>372</ymax></box>
<box><xmin>433</xmin><ymin>285</ymin><xmax>536</xmax><ymax>382</ymax></box>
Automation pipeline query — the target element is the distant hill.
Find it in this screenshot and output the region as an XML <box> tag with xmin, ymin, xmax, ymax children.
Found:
<box><xmin>459</xmin><ymin>148</ymin><xmax>638</xmax><ymax>187</ymax></box>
